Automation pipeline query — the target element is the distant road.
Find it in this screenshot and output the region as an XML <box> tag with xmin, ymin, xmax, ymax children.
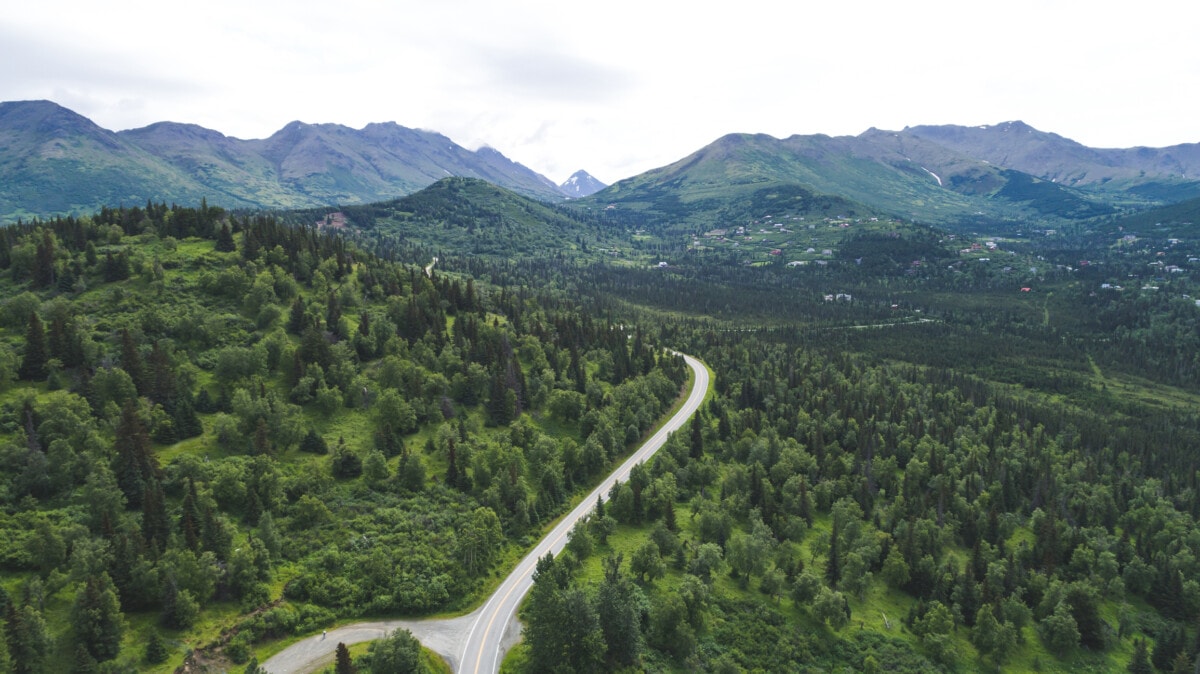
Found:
<box><xmin>263</xmin><ymin>353</ymin><xmax>709</xmax><ymax>674</ymax></box>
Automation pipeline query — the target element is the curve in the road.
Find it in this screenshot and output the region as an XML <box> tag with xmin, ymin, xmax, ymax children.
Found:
<box><xmin>263</xmin><ymin>352</ymin><xmax>708</xmax><ymax>674</ymax></box>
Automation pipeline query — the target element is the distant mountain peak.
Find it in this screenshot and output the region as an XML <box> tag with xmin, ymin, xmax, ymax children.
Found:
<box><xmin>0</xmin><ymin>99</ymin><xmax>105</xmax><ymax>136</ymax></box>
<box><xmin>559</xmin><ymin>170</ymin><xmax>606</xmax><ymax>198</ymax></box>
<box><xmin>0</xmin><ymin>100</ymin><xmax>568</xmax><ymax>222</ymax></box>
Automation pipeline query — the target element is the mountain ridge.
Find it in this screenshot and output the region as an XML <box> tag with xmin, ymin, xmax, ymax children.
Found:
<box><xmin>901</xmin><ymin>120</ymin><xmax>1200</xmax><ymax>187</ymax></box>
<box><xmin>7</xmin><ymin>101</ymin><xmax>1200</xmax><ymax>228</ymax></box>
<box><xmin>587</xmin><ymin>121</ymin><xmax>1200</xmax><ymax>229</ymax></box>
<box><xmin>0</xmin><ymin>100</ymin><xmax>567</xmax><ymax>222</ymax></box>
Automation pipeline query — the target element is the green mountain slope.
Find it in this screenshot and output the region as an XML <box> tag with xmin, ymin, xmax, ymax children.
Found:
<box><xmin>0</xmin><ymin>100</ymin><xmax>565</xmax><ymax>223</ymax></box>
<box><xmin>588</xmin><ymin>130</ymin><xmax>1114</xmax><ymax>230</ymax></box>
<box><xmin>0</xmin><ymin>101</ymin><xmax>226</xmax><ymax>219</ymax></box>
<box><xmin>295</xmin><ymin>177</ymin><xmax>615</xmax><ymax>258</ymax></box>
<box><xmin>903</xmin><ymin>120</ymin><xmax>1200</xmax><ymax>201</ymax></box>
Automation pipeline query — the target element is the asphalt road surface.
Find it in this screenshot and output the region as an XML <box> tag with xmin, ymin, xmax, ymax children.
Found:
<box><xmin>458</xmin><ymin>352</ymin><xmax>707</xmax><ymax>674</ymax></box>
<box><xmin>263</xmin><ymin>352</ymin><xmax>708</xmax><ymax>674</ymax></box>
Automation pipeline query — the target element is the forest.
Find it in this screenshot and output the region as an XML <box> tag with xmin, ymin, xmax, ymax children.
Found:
<box><xmin>0</xmin><ymin>184</ymin><xmax>1197</xmax><ymax>674</ymax></box>
<box><xmin>0</xmin><ymin>203</ymin><xmax>689</xmax><ymax>673</ymax></box>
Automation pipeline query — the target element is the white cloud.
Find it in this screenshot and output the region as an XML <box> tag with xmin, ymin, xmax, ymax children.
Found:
<box><xmin>2</xmin><ymin>0</ymin><xmax>1198</xmax><ymax>184</ymax></box>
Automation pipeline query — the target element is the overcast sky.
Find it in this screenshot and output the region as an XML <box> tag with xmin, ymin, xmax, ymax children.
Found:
<box><xmin>3</xmin><ymin>0</ymin><xmax>1197</xmax><ymax>185</ymax></box>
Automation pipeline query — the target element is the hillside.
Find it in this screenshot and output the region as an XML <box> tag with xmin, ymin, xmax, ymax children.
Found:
<box><xmin>588</xmin><ymin>130</ymin><xmax>1118</xmax><ymax>231</ymax></box>
<box><xmin>0</xmin><ymin>101</ymin><xmax>565</xmax><ymax>223</ymax></box>
<box><xmin>0</xmin><ymin>204</ymin><xmax>690</xmax><ymax>672</ymax></box>
<box><xmin>287</xmin><ymin>177</ymin><xmax>636</xmax><ymax>264</ymax></box>
<box><xmin>902</xmin><ymin>121</ymin><xmax>1200</xmax><ymax>199</ymax></box>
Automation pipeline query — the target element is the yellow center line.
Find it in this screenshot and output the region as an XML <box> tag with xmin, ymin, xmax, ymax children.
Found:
<box><xmin>473</xmin><ymin>526</ymin><xmax>573</xmax><ymax>673</ymax></box>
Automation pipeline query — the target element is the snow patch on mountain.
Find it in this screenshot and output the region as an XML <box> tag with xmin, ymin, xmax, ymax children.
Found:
<box><xmin>558</xmin><ymin>170</ymin><xmax>607</xmax><ymax>198</ymax></box>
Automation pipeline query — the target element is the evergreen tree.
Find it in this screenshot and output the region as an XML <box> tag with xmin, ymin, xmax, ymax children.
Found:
<box><xmin>72</xmin><ymin>643</ymin><xmax>98</xmax><ymax>674</ymax></box>
<box><xmin>486</xmin><ymin>370</ymin><xmax>516</xmax><ymax>426</ymax></box>
<box><xmin>119</xmin><ymin>329</ymin><xmax>146</xmax><ymax>395</ymax></box>
<box><xmin>287</xmin><ymin>297</ymin><xmax>307</xmax><ymax>334</ymax></box>
<box><xmin>689</xmin><ymin>412</ymin><xmax>704</xmax><ymax>459</ymax></box>
<box><xmin>147</xmin><ymin>341</ymin><xmax>175</xmax><ymax>407</ymax></box>
<box><xmin>141</xmin><ymin>482</ymin><xmax>170</xmax><ymax>554</ymax></box>
<box><xmin>1127</xmin><ymin>638</ymin><xmax>1152</xmax><ymax>674</ymax></box>
<box><xmin>47</xmin><ymin>311</ymin><xmax>83</xmax><ymax>368</ymax></box>
<box><xmin>300</xmin><ymin>429</ymin><xmax>329</xmax><ymax>455</ymax></box>
<box><xmin>5</xmin><ymin>602</ymin><xmax>50</xmax><ymax>674</ymax></box>
<box><xmin>18</xmin><ymin>312</ymin><xmax>47</xmax><ymax>381</ymax></box>
<box><xmin>70</xmin><ymin>573</ymin><xmax>123</xmax><ymax>663</ymax></box>
<box><xmin>180</xmin><ymin>480</ymin><xmax>201</xmax><ymax>552</ymax></box>
<box><xmin>1155</xmin><ymin>623</ymin><xmax>1187</xmax><ymax>672</ymax></box>
<box><xmin>112</xmin><ymin>400</ymin><xmax>159</xmax><ymax>509</ymax></box>
<box><xmin>445</xmin><ymin>437</ymin><xmax>460</xmax><ymax>490</ymax></box>
<box><xmin>331</xmin><ymin>439</ymin><xmax>362</xmax><ymax>479</ymax></box>
<box><xmin>32</xmin><ymin>230</ymin><xmax>55</xmax><ymax>289</ymax></box>
<box><xmin>335</xmin><ymin>642</ymin><xmax>356</xmax><ymax>674</ymax></box>
<box><xmin>101</xmin><ymin>249</ymin><xmax>130</xmax><ymax>282</ymax></box>
<box><xmin>826</xmin><ymin>516</ymin><xmax>841</xmax><ymax>586</ymax></box>
<box><xmin>596</xmin><ymin>554</ymin><xmax>644</xmax><ymax>667</ymax></box>
<box><xmin>215</xmin><ymin>223</ymin><xmax>237</xmax><ymax>253</ymax></box>
<box><xmin>144</xmin><ymin>631</ymin><xmax>168</xmax><ymax>664</ymax></box>
<box><xmin>194</xmin><ymin>388</ymin><xmax>216</xmax><ymax>414</ymax></box>
<box><xmin>172</xmin><ymin>394</ymin><xmax>203</xmax><ymax>439</ymax></box>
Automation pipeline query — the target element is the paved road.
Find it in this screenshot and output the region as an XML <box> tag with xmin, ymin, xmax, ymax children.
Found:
<box><xmin>262</xmin><ymin>353</ymin><xmax>708</xmax><ymax>674</ymax></box>
<box><xmin>459</xmin><ymin>353</ymin><xmax>707</xmax><ymax>674</ymax></box>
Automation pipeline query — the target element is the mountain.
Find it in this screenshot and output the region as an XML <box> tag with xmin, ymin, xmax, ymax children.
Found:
<box><xmin>558</xmin><ymin>170</ymin><xmax>606</xmax><ymax>198</ymax></box>
<box><xmin>588</xmin><ymin>130</ymin><xmax>1115</xmax><ymax>229</ymax></box>
<box><xmin>901</xmin><ymin>121</ymin><xmax>1200</xmax><ymax>197</ymax></box>
<box><xmin>0</xmin><ymin>100</ymin><xmax>565</xmax><ymax>222</ymax></box>
<box><xmin>587</xmin><ymin>122</ymin><xmax>1200</xmax><ymax>230</ymax></box>
<box><xmin>0</xmin><ymin>100</ymin><xmax>222</xmax><ymax>220</ymax></box>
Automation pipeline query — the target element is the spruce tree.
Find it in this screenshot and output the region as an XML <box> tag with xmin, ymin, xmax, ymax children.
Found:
<box><xmin>172</xmin><ymin>395</ymin><xmax>203</xmax><ymax>439</ymax></box>
<box><xmin>112</xmin><ymin>401</ymin><xmax>158</xmax><ymax>508</ymax></box>
<box><xmin>446</xmin><ymin>438</ymin><xmax>460</xmax><ymax>489</ymax></box>
<box><xmin>288</xmin><ymin>297</ymin><xmax>307</xmax><ymax>334</ymax></box>
<box><xmin>18</xmin><ymin>312</ymin><xmax>47</xmax><ymax>381</ymax></box>
<box><xmin>71</xmin><ymin>573</ymin><xmax>123</xmax><ymax>663</ymax></box>
<box><xmin>5</xmin><ymin>602</ymin><xmax>49</xmax><ymax>674</ymax></box>
<box><xmin>334</xmin><ymin>642</ymin><xmax>356</xmax><ymax>674</ymax></box>
<box><xmin>214</xmin><ymin>223</ymin><xmax>236</xmax><ymax>253</ymax></box>
<box><xmin>119</xmin><ymin>329</ymin><xmax>146</xmax><ymax>395</ymax></box>
<box><xmin>689</xmin><ymin>412</ymin><xmax>704</xmax><ymax>459</ymax></box>
<box><xmin>300</xmin><ymin>429</ymin><xmax>329</xmax><ymax>455</ymax></box>
<box><xmin>826</xmin><ymin>516</ymin><xmax>841</xmax><ymax>586</ymax></box>
<box><xmin>180</xmin><ymin>480</ymin><xmax>201</xmax><ymax>552</ymax></box>
<box><xmin>141</xmin><ymin>482</ymin><xmax>170</xmax><ymax>554</ymax></box>
<box><xmin>32</xmin><ymin>231</ymin><xmax>55</xmax><ymax>289</ymax></box>
<box><xmin>144</xmin><ymin>631</ymin><xmax>168</xmax><ymax>664</ymax></box>
<box><xmin>1127</xmin><ymin>638</ymin><xmax>1152</xmax><ymax>674</ymax></box>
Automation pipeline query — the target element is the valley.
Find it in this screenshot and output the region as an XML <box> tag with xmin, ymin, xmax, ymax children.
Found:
<box><xmin>0</xmin><ymin>109</ymin><xmax>1197</xmax><ymax>674</ymax></box>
